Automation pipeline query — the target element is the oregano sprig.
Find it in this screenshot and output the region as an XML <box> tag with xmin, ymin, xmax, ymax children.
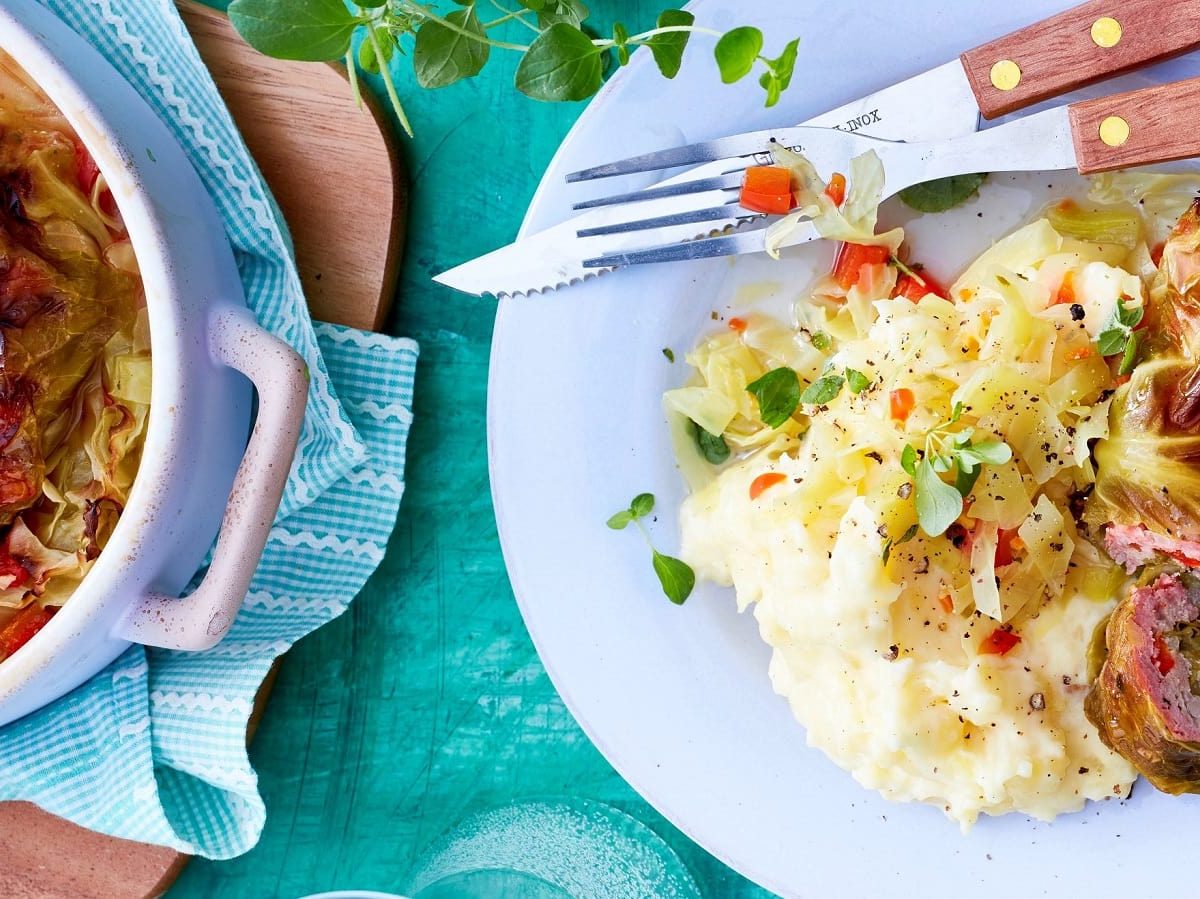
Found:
<box><xmin>1095</xmin><ymin>295</ymin><xmax>1144</xmax><ymax>376</ymax></box>
<box><xmin>608</xmin><ymin>493</ymin><xmax>695</xmax><ymax>604</ymax></box>
<box><xmin>227</xmin><ymin>0</ymin><xmax>801</xmax><ymax>137</ymax></box>
<box><xmin>900</xmin><ymin>403</ymin><xmax>1013</xmax><ymax>537</ymax></box>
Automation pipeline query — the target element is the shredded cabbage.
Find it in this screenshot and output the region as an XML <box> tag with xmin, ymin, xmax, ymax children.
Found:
<box><xmin>764</xmin><ymin>148</ymin><xmax>904</xmax><ymax>259</ymax></box>
<box><xmin>0</xmin><ymin>52</ymin><xmax>149</xmax><ymax>633</ymax></box>
<box><xmin>669</xmin><ymin>151</ymin><xmax>1149</xmax><ymax>626</ymax></box>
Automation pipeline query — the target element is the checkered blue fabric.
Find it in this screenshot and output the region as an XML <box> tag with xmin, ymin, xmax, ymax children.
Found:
<box><xmin>0</xmin><ymin>1</ymin><xmax>418</xmax><ymax>859</ymax></box>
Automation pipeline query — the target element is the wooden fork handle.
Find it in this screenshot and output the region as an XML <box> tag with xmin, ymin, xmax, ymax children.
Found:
<box><xmin>961</xmin><ymin>0</ymin><xmax>1200</xmax><ymax>119</ymax></box>
<box><xmin>1068</xmin><ymin>75</ymin><xmax>1200</xmax><ymax>173</ymax></box>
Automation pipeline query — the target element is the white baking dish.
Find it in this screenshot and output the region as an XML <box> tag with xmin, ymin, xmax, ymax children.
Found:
<box><xmin>0</xmin><ymin>0</ymin><xmax>309</xmax><ymax>725</ymax></box>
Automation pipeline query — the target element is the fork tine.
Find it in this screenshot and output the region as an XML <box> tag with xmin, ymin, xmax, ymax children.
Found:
<box><xmin>582</xmin><ymin>228</ymin><xmax>771</xmax><ymax>268</ymax></box>
<box><xmin>577</xmin><ymin>202</ymin><xmax>761</xmax><ymax>238</ymax></box>
<box><xmin>565</xmin><ymin>129</ymin><xmax>785</xmax><ymax>182</ymax></box>
<box><xmin>572</xmin><ymin>172</ymin><xmax>742</xmax><ymax>210</ymax></box>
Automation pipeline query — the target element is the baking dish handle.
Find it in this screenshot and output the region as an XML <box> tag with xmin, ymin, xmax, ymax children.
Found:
<box><xmin>116</xmin><ymin>307</ymin><xmax>308</xmax><ymax>651</ymax></box>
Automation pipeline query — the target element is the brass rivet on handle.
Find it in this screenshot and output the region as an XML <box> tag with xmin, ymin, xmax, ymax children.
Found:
<box><xmin>989</xmin><ymin>59</ymin><xmax>1021</xmax><ymax>91</ymax></box>
<box><xmin>1099</xmin><ymin>115</ymin><xmax>1130</xmax><ymax>147</ymax></box>
<box><xmin>1091</xmin><ymin>16</ymin><xmax>1122</xmax><ymax>48</ymax></box>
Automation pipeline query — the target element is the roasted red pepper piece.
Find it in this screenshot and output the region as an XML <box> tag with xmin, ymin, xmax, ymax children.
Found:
<box><xmin>0</xmin><ymin>603</ymin><xmax>55</xmax><ymax>659</ymax></box>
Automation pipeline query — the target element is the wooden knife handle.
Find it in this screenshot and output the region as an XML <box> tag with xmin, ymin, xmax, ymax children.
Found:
<box><xmin>961</xmin><ymin>0</ymin><xmax>1200</xmax><ymax>120</ymax></box>
<box><xmin>1068</xmin><ymin>75</ymin><xmax>1200</xmax><ymax>173</ymax></box>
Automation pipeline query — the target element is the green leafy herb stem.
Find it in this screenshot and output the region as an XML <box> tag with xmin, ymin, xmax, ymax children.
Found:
<box><xmin>608</xmin><ymin>493</ymin><xmax>695</xmax><ymax>604</ymax></box>
<box><xmin>1095</xmin><ymin>295</ymin><xmax>1144</xmax><ymax>376</ymax></box>
<box><xmin>228</xmin><ymin>0</ymin><xmax>801</xmax><ymax>136</ymax></box>
<box><xmin>901</xmin><ymin>403</ymin><xmax>1013</xmax><ymax>537</ymax></box>
<box><xmin>898</xmin><ymin>173</ymin><xmax>988</xmax><ymax>214</ymax></box>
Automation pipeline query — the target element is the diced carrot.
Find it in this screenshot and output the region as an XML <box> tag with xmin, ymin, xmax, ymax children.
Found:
<box><xmin>939</xmin><ymin>594</ymin><xmax>955</xmax><ymax>613</ymax></box>
<box><xmin>832</xmin><ymin>243</ymin><xmax>891</xmax><ymax>291</ymax></box>
<box><xmin>889</xmin><ymin>388</ymin><xmax>915</xmax><ymax>422</ymax></box>
<box><xmin>979</xmin><ymin>627</ymin><xmax>1021</xmax><ymax>656</ymax></box>
<box><xmin>824</xmin><ymin>172</ymin><xmax>847</xmax><ymax>207</ymax></box>
<box><xmin>740</xmin><ymin>166</ymin><xmax>794</xmax><ymax>215</ymax></box>
<box><xmin>749</xmin><ymin>472</ymin><xmax>788</xmax><ymax>500</ymax></box>
<box><xmin>728</xmin><ymin>317</ymin><xmax>748</xmax><ymax>333</ymax></box>
<box><xmin>1053</xmin><ymin>271</ymin><xmax>1075</xmax><ymax>306</ymax></box>
<box><xmin>743</xmin><ymin>165</ymin><xmax>791</xmax><ymax>194</ymax></box>
<box><xmin>1114</xmin><ymin>374</ymin><xmax>1131</xmax><ymax>386</ymax></box>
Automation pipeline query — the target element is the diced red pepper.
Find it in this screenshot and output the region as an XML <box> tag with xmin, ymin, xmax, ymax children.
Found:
<box><xmin>1167</xmin><ymin>547</ymin><xmax>1200</xmax><ymax>567</ymax></box>
<box><xmin>1114</xmin><ymin>373</ymin><xmax>1132</xmax><ymax>386</ymax></box>
<box><xmin>994</xmin><ymin>529</ymin><xmax>1021</xmax><ymax>567</ymax></box>
<box><xmin>0</xmin><ymin>554</ymin><xmax>30</xmax><ymax>591</ymax></box>
<box><xmin>1053</xmin><ymin>271</ymin><xmax>1075</xmax><ymax>306</ymax></box>
<box><xmin>939</xmin><ymin>594</ymin><xmax>954</xmax><ymax>614</ymax></box>
<box><xmin>832</xmin><ymin>242</ymin><xmax>891</xmax><ymax>291</ymax></box>
<box><xmin>893</xmin><ymin>268</ymin><xmax>948</xmax><ymax>302</ymax></box>
<box><xmin>739</xmin><ymin>166</ymin><xmax>794</xmax><ymax>215</ymax></box>
<box><xmin>728</xmin><ymin>317</ymin><xmax>748</xmax><ymax>333</ymax></box>
<box><xmin>73</xmin><ymin>141</ymin><xmax>117</xmax><ymax>218</ymax></box>
<box><xmin>749</xmin><ymin>472</ymin><xmax>788</xmax><ymax>500</ymax></box>
<box><xmin>74</xmin><ymin>140</ymin><xmax>100</xmax><ymax>194</ymax></box>
<box><xmin>1155</xmin><ymin>634</ymin><xmax>1176</xmax><ymax>676</ymax></box>
<box><xmin>1065</xmin><ymin>346</ymin><xmax>1093</xmax><ymax>361</ymax></box>
<box><xmin>824</xmin><ymin>172</ymin><xmax>847</xmax><ymax>207</ymax></box>
<box><xmin>979</xmin><ymin>627</ymin><xmax>1021</xmax><ymax>656</ymax></box>
<box><xmin>1151</xmin><ymin>242</ymin><xmax>1165</xmax><ymax>268</ymax></box>
<box><xmin>889</xmin><ymin>388</ymin><xmax>915</xmax><ymax>422</ymax></box>
<box><xmin>0</xmin><ymin>604</ymin><xmax>55</xmax><ymax>660</ymax></box>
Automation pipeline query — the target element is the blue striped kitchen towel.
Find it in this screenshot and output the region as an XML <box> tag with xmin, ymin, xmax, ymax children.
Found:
<box><xmin>0</xmin><ymin>0</ymin><xmax>417</xmax><ymax>858</ymax></box>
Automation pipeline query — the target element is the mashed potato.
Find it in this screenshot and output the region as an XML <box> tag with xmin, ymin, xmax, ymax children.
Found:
<box><xmin>683</xmin><ymin>482</ymin><xmax>1135</xmax><ymax>828</ymax></box>
<box><xmin>671</xmin><ymin>214</ymin><xmax>1147</xmax><ymax>828</ymax></box>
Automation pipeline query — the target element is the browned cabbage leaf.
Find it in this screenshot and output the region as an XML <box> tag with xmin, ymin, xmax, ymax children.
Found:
<box><xmin>1088</xmin><ymin>199</ymin><xmax>1200</xmax><ymax>537</ymax></box>
<box><xmin>1086</xmin><ymin>570</ymin><xmax>1200</xmax><ymax>793</ymax></box>
<box><xmin>0</xmin><ymin>51</ymin><xmax>150</xmax><ymax>616</ymax></box>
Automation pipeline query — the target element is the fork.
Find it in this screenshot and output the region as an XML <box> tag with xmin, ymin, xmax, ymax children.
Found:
<box><xmin>565</xmin><ymin>77</ymin><xmax>1200</xmax><ymax>270</ymax></box>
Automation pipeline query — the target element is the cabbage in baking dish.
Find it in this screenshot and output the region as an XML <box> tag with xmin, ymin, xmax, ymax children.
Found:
<box><xmin>0</xmin><ymin>50</ymin><xmax>149</xmax><ymax>657</ymax></box>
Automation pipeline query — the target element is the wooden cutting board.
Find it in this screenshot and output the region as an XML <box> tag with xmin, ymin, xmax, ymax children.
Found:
<box><xmin>0</xmin><ymin>3</ymin><xmax>406</xmax><ymax>896</ymax></box>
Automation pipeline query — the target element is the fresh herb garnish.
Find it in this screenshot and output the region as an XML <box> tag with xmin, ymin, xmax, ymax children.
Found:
<box><xmin>898</xmin><ymin>173</ymin><xmax>987</xmax><ymax>214</ymax></box>
<box><xmin>227</xmin><ymin>0</ymin><xmax>800</xmax><ymax>136</ymax></box>
<box><xmin>901</xmin><ymin>414</ymin><xmax>1013</xmax><ymax>537</ymax></box>
<box><xmin>810</xmin><ymin>331</ymin><xmax>832</xmax><ymax>351</ymax></box>
<box><xmin>652</xmin><ymin>551</ymin><xmax>696</xmax><ymax>605</ymax></box>
<box><xmin>913</xmin><ymin>456</ymin><xmax>965</xmax><ymax>537</ymax></box>
<box><xmin>608</xmin><ymin>493</ymin><xmax>694</xmax><ymax>604</ymax></box>
<box><xmin>1096</xmin><ymin>296</ymin><xmax>1144</xmax><ymax>368</ymax></box>
<box><xmin>799</xmin><ymin>374</ymin><xmax>844</xmax><ymax>405</ymax></box>
<box><xmin>1119</xmin><ymin>330</ymin><xmax>1141</xmax><ymax>376</ymax></box>
<box><xmin>746</xmin><ymin>367</ymin><xmax>801</xmax><ymax>427</ymax></box>
<box><xmin>845</xmin><ymin>368</ymin><xmax>870</xmax><ymax>394</ymax></box>
<box><xmin>662</xmin><ymin>347</ymin><xmax>675</xmax><ymax>363</ymax></box>
<box><xmin>690</xmin><ymin>421</ymin><xmax>731</xmax><ymax>464</ymax></box>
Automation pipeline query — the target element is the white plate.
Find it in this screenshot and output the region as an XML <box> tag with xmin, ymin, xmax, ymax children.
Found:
<box><xmin>488</xmin><ymin>3</ymin><xmax>1200</xmax><ymax>896</ymax></box>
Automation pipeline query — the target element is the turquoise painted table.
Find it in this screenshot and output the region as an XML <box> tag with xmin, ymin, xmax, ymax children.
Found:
<box><xmin>170</xmin><ymin>3</ymin><xmax>770</xmax><ymax>896</ymax></box>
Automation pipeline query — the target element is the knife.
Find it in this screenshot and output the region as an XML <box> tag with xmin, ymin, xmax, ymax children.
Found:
<box><xmin>436</xmin><ymin>0</ymin><xmax>1200</xmax><ymax>297</ymax></box>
